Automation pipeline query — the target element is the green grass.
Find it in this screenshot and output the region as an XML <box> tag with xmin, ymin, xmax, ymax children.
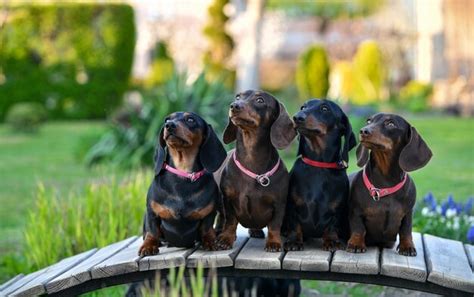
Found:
<box><xmin>0</xmin><ymin>121</ymin><xmax>122</xmax><ymax>254</ymax></box>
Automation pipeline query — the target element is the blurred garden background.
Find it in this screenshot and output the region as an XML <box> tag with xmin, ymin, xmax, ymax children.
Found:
<box><xmin>0</xmin><ymin>0</ymin><xmax>473</xmax><ymax>296</ymax></box>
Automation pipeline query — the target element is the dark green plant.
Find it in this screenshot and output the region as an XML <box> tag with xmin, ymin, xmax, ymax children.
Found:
<box><xmin>5</xmin><ymin>102</ymin><xmax>47</xmax><ymax>132</ymax></box>
<box><xmin>85</xmin><ymin>71</ymin><xmax>232</xmax><ymax>168</ymax></box>
<box><xmin>202</xmin><ymin>0</ymin><xmax>235</xmax><ymax>87</ymax></box>
<box><xmin>398</xmin><ymin>80</ymin><xmax>433</xmax><ymax>112</ymax></box>
<box><xmin>296</xmin><ymin>45</ymin><xmax>330</xmax><ymax>100</ymax></box>
<box><xmin>144</xmin><ymin>41</ymin><xmax>175</xmax><ymax>88</ymax></box>
<box><xmin>0</xmin><ymin>3</ymin><xmax>135</xmax><ymax>120</ymax></box>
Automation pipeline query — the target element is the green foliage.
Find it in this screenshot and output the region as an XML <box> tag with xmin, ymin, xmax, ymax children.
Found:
<box><xmin>296</xmin><ymin>44</ymin><xmax>330</xmax><ymax>100</ymax></box>
<box><xmin>23</xmin><ymin>174</ymin><xmax>147</xmax><ymax>271</ymax></box>
<box><xmin>5</xmin><ymin>102</ymin><xmax>47</xmax><ymax>132</ymax></box>
<box><xmin>351</xmin><ymin>40</ymin><xmax>386</xmax><ymax>104</ymax></box>
<box><xmin>398</xmin><ymin>80</ymin><xmax>433</xmax><ymax>112</ymax></box>
<box><xmin>0</xmin><ymin>3</ymin><xmax>135</xmax><ymax>120</ymax></box>
<box><xmin>202</xmin><ymin>0</ymin><xmax>235</xmax><ymax>87</ymax></box>
<box><xmin>85</xmin><ymin>71</ymin><xmax>232</xmax><ymax>168</ymax></box>
<box><xmin>145</xmin><ymin>41</ymin><xmax>175</xmax><ymax>88</ymax></box>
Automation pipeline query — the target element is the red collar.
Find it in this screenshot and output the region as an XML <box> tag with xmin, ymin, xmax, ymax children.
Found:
<box><xmin>232</xmin><ymin>151</ymin><xmax>280</xmax><ymax>187</ymax></box>
<box><xmin>362</xmin><ymin>167</ymin><xmax>407</xmax><ymax>201</ymax></box>
<box><xmin>163</xmin><ymin>163</ymin><xmax>206</xmax><ymax>182</ymax></box>
<box><xmin>301</xmin><ymin>156</ymin><xmax>348</xmax><ymax>169</ymax></box>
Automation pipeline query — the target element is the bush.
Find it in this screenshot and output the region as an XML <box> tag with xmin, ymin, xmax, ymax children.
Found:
<box><xmin>351</xmin><ymin>40</ymin><xmax>386</xmax><ymax>104</ymax></box>
<box><xmin>296</xmin><ymin>45</ymin><xmax>330</xmax><ymax>100</ymax></box>
<box><xmin>398</xmin><ymin>80</ymin><xmax>433</xmax><ymax>112</ymax></box>
<box><xmin>0</xmin><ymin>3</ymin><xmax>135</xmax><ymax>120</ymax></box>
<box><xmin>85</xmin><ymin>71</ymin><xmax>232</xmax><ymax>168</ymax></box>
<box><xmin>5</xmin><ymin>102</ymin><xmax>47</xmax><ymax>132</ymax></box>
<box><xmin>144</xmin><ymin>41</ymin><xmax>175</xmax><ymax>88</ymax></box>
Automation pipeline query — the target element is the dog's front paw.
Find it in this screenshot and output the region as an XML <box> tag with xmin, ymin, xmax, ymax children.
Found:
<box><xmin>346</xmin><ymin>240</ymin><xmax>367</xmax><ymax>253</ymax></box>
<box><xmin>138</xmin><ymin>243</ymin><xmax>160</xmax><ymax>257</ymax></box>
<box><xmin>284</xmin><ymin>240</ymin><xmax>304</xmax><ymax>251</ymax></box>
<box><xmin>265</xmin><ymin>240</ymin><xmax>282</xmax><ymax>252</ymax></box>
<box><xmin>248</xmin><ymin>228</ymin><xmax>265</xmax><ymax>238</ymax></box>
<box><xmin>397</xmin><ymin>244</ymin><xmax>417</xmax><ymax>257</ymax></box>
<box><xmin>323</xmin><ymin>239</ymin><xmax>344</xmax><ymax>252</ymax></box>
<box><xmin>215</xmin><ymin>233</ymin><xmax>235</xmax><ymax>250</ymax></box>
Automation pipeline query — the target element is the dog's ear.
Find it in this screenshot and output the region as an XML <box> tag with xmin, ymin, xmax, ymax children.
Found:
<box><xmin>341</xmin><ymin>113</ymin><xmax>357</xmax><ymax>163</ymax></box>
<box><xmin>200</xmin><ymin>124</ymin><xmax>227</xmax><ymax>172</ymax></box>
<box><xmin>356</xmin><ymin>143</ymin><xmax>369</xmax><ymax>167</ymax></box>
<box><xmin>223</xmin><ymin>117</ymin><xmax>237</xmax><ymax>144</ymax></box>
<box><xmin>399</xmin><ymin>126</ymin><xmax>432</xmax><ymax>172</ymax></box>
<box><xmin>271</xmin><ymin>102</ymin><xmax>297</xmax><ymax>149</ymax></box>
<box><xmin>154</xmin><ymin>126</ymin><xmax>166</xmax><ymax>175</ymax></box>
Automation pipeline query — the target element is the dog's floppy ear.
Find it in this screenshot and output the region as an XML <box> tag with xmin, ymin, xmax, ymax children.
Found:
<box><xmin>154</xmin><ymin>126</ymin><xmax>166</xmax><ymax>175</ymax></box>
<box><xmin>399</xmin><ymin>126</ymin><xmax>432</xmax><ymax>172</ymax></box>
<box><xmin>341</xmin><ymin>113</ymin><xmax>357</xmax><ymax>163</ymax></box>
<box><xmin>200</xmin><ymin>124</ymin><xmax>227</xmax><ymax>172</ymax></box>
<box><xmin>223</xmin><ymin>117</ymin><xmax>237</xmax><ymax>144</ymax></box>
<box><xmin>271</xmin><ymin>102</ymin><xmax>297</xmax><ymax>149</ymax></box>
<box><xmin>356</xmin><ymin>144</ymin><xmax>369</xmax><ymax>167</ymax></box>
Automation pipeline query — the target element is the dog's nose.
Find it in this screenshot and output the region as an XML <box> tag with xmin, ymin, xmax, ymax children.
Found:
<box><xmin>293</xmin><ymin>113</ymin><xmax>306</xmax><ymax>123</ymax></box>
<box><xmin>165</xmin><ymin>121</ymin><xmax>176</xmax><ymax>130</ymax></box>
<box><xmin>230</xmin><ymin>102</ymin><xmax>241</xmax><ymax>111</ymax></box>
<box><xmin>360</xmin><ymin>127</ymin><xmax>371</xmax><ymax>136</ymax></box>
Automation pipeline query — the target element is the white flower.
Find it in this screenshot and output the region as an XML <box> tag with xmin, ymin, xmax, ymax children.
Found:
<box><xmin>469</xmin><ymin>216</ymin><xmax>474</xmax><ymax>224</ymax></box>
<box><xmin>446</xmin><ymin>209</ymin><xmax>457</xmax><ymax>218</ymax></box>
<box><xmin>421</xmin><ymin>207</ymin><xmax>430</xmax><ymax>217</ymax></box>
<box><xmin>453</xmin><ymin>220</ymin><xmax>460</xmax><ymax>230</ymax></box>
<box><xmin>436</xmin><ymin>205</ymin><xmax>442</xmax><ymax>214</ymax></box>
<box><xmin>447</xmin><ymin>221</ymin><xmax>452</xmax><ymax>229</ymax></box>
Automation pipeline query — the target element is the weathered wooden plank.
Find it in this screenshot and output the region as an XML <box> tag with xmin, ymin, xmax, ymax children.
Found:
<box><xmin>187</xmin><ymin>237</ymin><xmax>248</xmax><ymax>268</ymax></box>
<box><xmin>424</xmin><ymin>234</ymin><xmax>474</xmax><ymax>293</ymax></box>
<box><xmin>0</xmin><ymin>274</ymin><xmax>24</xmax><ymax>293</ymax></box>
<box><xmin>1</xmin><ymin>268</ymin><xmax>48</xmax><ymax>296</ymax></box>
<box><xmin>381</xmin><ymin>232</ymin><xmax>427</xmax><ymax>282</ymax></box>
<box><xmin>464</xmin><ymin>244</ymin><xmax>474</xmax><ymax>270</ymax></box>
<box><xmin>8</xmin><ymin>249</ymin><xmax>97</xmax><ymax>297</ymax></box>
<box><xmin>282</xmin><ymin>239</ymin><xmax>332</xmax><ymax>272</ymax></box>
<box><xmin>139</xmin><ymin>244</ymin><xmax>196</xmax><ymax>271</ymax></box>
<box><xmin>45</xmin><ymin>236</ymin><xmax>137</xmax><ymax>294</ymax></box>
<box><xmin>331</xmin><ymin>247</ymin><xmax>380</xmax><ymax>275</ymax></box>
<box><xmin>90</xmin><ymin>237</ymin><xmax>144</xmax><ymax>279</ymax></box>
<box><xmin>234</xmin><ymin>238</ymin><xmax>284</xmax><ymax>270</ymax></box>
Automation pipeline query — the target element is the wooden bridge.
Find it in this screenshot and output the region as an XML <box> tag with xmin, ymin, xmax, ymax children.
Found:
<box><xmin>1</xmin><ymin>232</ymin><xmax>473</xmax><ymax>296</ymax></box>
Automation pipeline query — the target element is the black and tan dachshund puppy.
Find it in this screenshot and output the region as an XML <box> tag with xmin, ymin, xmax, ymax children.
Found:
<box><xmin>215</xmin><ymin>90</ymin><xmax>296</xmax><ymax>252</ymax></box>
<box><xmin>284</xmin><ymin>99</ymin><xmax>356</xmax><ymax>251</ymax></box>
<box><xmin>347</xmin><ymin>113</ymin><xmax>432</xmax><ymax>256</ymax></box>
<box><xmin>139</xmin><ymin>112</ymin><xmax>227</xmax><ymax>256</ymax></box>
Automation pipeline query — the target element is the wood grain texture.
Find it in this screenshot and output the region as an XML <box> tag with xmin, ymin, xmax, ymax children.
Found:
<box><xmin>9</xmin><ymin>249</ymin><xmax>97</xmax><ymax>297</ymax></box>
<box><xmin>331</xmin><ymin>247</ymin><xmax>380</xmax><ymax>275</ymax></box>
<box><xmin>1</xmin><ymin>268</ymin><xmax>49</xmax><ymax>296</ymax></box>
<box><xmin>282</xmin><ymin>239</ymin><xmax>332</xmax><ymax>272</ymax></box>
<box><xmin>0</xmin><ymin>274</ymin><xmax>24</xmax><ymax>293</ymax></box>
<box><xmin>381</xmin><ymin>232</ymin><xmax>427</xmax><ymax>282</ymax></box>
<box><xmin>90</xmin><ymin>237</ymin><xmax>144</xmax><ymax>279</ymax></box>
<box><xmin>424</xmin><ymin>234</ymin><xmax>474</xmax><ymax>293</ymax></box>
<box><xmin>234</xmin><ymin>238</ymin><xmax>284</xmax><ymax>270</ymax></box>
<box><xmin>187</xmin><ymin>237</ymin><xmax>248</xmax><ymax>268</ymax></box>
<box><xmin>139</xmin><ymin>245</ymin><xmax>196</xmax><ymax>271</ymax></box>
<box><xmin>464</xmin><ymin>244</ymin><xmax>474</xmax><ymax>270</ymax></box>
<box><xmin>45</xmin><ymin>236</ymin><xmax>137</xmax><ymax>294</ymax></box>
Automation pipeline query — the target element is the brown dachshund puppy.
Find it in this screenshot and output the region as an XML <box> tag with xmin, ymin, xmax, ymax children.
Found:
<box><xmin>347</xmin><ymin>113</ymin><xmax>432</xmax><ymax>256</ymax></box>
<box><xmin>139</xmin><ymin>112</ymin><xmax>227</xmax><ymax>256</ymax></box>
<box><xmin>215</xmin><ymin>90</ymin><xmax>296</xmax><ymax>252</ymax></box>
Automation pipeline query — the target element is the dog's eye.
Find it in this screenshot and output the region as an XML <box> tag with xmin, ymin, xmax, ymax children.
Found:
<box><xmin>320</xmin><ymin>105</ymin><xmax>329</xmax><ymax>112</ymax></box>
<box><xmin>367</xmin><ymin>118</ymin><xmax>372</xmax><ymax>124</ymax></box>
<box><xmin>300</xmin><ymin>105</ymin><xmax>306</xmax><ymax>110</ymax></box>
<box><xmin>256</xmin><ymin>97</ymin><xmax>264</xmax><ymax>103</ymax></box>
<box><xmin>235</xmin><ymin>94</ymin><xmax>240</xmax><ymax>100</ymax></box>
<box><xmin>386</xmin><ymin>120</ymin><xmax>396</xmax><ymax>128</ymax></box>
<box><xmin>186</xmin><ymin>117</ymin><xmax>195</xmax><ymax>123</ymax></box>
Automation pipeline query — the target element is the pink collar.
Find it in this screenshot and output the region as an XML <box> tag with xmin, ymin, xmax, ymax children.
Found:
<box><xmin>301</xmin><ymin>156</ymin><xmax>348</xmax><ymax>169</ymax></box>
<box><xmin>163</xmin><ymin>163</ymin><xmax>206</xmax><ymax>182</ymax></box>
<box><xmin>232</xmin><ymin>151</ymin><xmax>280</xmax><ymax>187</ymax></box>
<box><xmin>362</xmin><ymin>167</ymin><xmax>407</xmax><ymax>201</ymax></box>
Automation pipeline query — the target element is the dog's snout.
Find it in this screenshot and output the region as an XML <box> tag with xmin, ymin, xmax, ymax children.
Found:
<box><xmin>293</xmin><ymin>113</ymin><xmax>306</xmax><ymax>123</ymax></box>
<box><xmin>360</xmin><ymin>127</ymin><xmax>371</xmax><ymax>136</ymax></box>
<box><xmin>230</xmin><ymin>102</ymin><xmax>242</xmax><ymax>111</ymax></box>
<box><xmin>165</xmin><ymin>121</ymin><xmax>176</xmax><ymax>130</ymax></box>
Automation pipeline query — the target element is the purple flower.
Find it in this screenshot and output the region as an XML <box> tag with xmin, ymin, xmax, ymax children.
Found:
<box><xmin>423</xmin><ymin>192</ymin><xmax>437</xmax><ymax>211</ymax></box>
<box><xmin>465</xmin><ymin>197</ymin><xmax>473</xmax><ymax>215</ymax></box>
<box><xmin>441</xmin><ymin>194</ymin><xmax>457</xmax><ymax>216</ymax></box>
<box><xmin>467</xmin><ymin>226</ymin><xmax>474</xmax><ymax>243</ymax></box>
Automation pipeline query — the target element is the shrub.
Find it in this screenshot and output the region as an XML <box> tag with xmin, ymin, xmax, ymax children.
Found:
<box><xmin>5</xmin><ymin>102</ymin><xmax>47</xmax><ymax>132</ymax></box>
<box><xmin>0</xmin><ymin>3</ymin><xmax>135</xmax><ymax>120</ymax></box>
<box><xmin>351</xmin><ymin>40</ymin><xmax>386</xmax><ymax>104</ymax></box>
<box><xmin>85</xmin><ymin>71</ymin><xmax>232</xmax><ymax>168</ymax></box>
<box><xmin>398</xmin><ymin>80</ymin><xmax>433</xmax><ymax>112</ymax></box>
<box><xmin>144</xmin><ymin>41</ymin><xmax>175</xmax><ymax>88</ymax></box>
<box><xmin>296</xmin><ymin>45</ymin><xmax>330</xmax><ymax>100</ymax></box>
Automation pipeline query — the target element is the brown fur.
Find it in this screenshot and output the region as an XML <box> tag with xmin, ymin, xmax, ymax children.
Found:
<box><xmin>151</xmin><ymin>201</ymin><xmax>177</xmax><ymax>220</ymax></box>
